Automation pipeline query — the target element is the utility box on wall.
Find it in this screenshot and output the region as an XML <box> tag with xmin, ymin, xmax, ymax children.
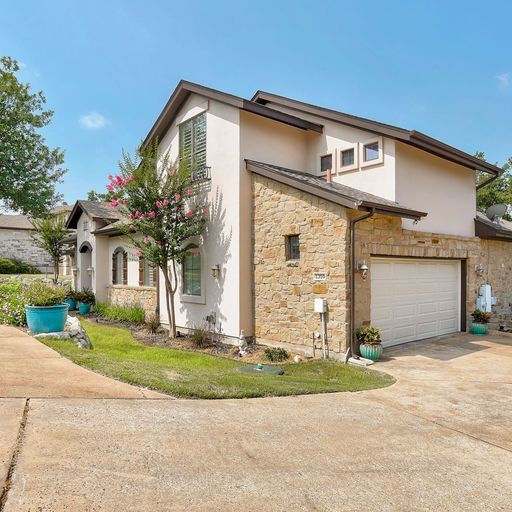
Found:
<box><xmin>314</xmin><ymin>298</ymin><xmax>327</xmax><ymax>313</ymax></box>
<box><xmin>476</xmin><ymin>284</ymin><xmax>496</xmax><ymax>313</ymax></box>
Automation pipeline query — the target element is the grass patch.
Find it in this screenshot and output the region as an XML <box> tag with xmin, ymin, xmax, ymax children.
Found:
<box><xmin>40</xmin><ymin>320</ymin><xmax>395</xmax><ymax>399</ymax></box>
<box><xmin>94</xmin><ymin>302</ymin><xmax>146</xmax><ymax>324</ymax></box>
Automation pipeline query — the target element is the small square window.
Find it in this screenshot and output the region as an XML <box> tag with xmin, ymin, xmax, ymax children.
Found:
<box><xmin>363</xmin><ymin>142</ymin><xmax>380</xmax><ymax>162</ymax></box>
<box><xmin>83</xmin><ymin>221</ymin><xmax>89</xmax><ymax>232</ymax></box>
<box><xmin>286</xmin><ymin>235</ymin><xmax>300</xmax><ymax>260</ymax></box>
<box><xmin>341</xmin><ymin>148</ymin><xmax>355</xmax><ymax>167</ymax></box>
<box><xmin>320</xmin><ymin>154</ymin><xmax>332</xmax><ymax>174</ymax></box>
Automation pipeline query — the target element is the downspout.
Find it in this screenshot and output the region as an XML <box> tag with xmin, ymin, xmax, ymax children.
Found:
<box><xmin>348</xmin><ymin>208</ymin><xmax>375</xmax><ymax>359</ymax></box>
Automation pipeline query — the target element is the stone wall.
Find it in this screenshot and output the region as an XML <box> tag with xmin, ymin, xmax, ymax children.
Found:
<box><xmin>0</xmin><ymin>228</ymin><xmax>52</xmax><ymax>272</ymax></box>
<box><xmin>107</xmin><ymin>285</ymin><xmax>158</xmax><ymax>320</ymax></box>
<box><xmin>252</xmin><ymin>174</ymin><xmax>350</xmax><ymax>354</ymax></box>
<box><xmin>252</xmin><ymin>174</ymin><xmax>512</xmax><ymax>354</ymax></box>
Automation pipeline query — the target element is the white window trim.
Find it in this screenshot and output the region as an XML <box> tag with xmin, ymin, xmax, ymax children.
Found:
<box><xmin>317</xmin><ymin>150</ymin><xmax>336</xmax><ymax>176</ymax></box>
<box><xmin>360</xmin><ymin>136</ymin><xmax>384</xmax><ymax>168</ymax></box>
<box><xmin>337</xmin><ymin>143</ymin><xmax>359</xmax><ymax>173</ymax></box>
<box><xmin>179</xmin><ymin>240</ymin><xmax>206</xmax><ymax>305</ymax></box>
<box><xmin>175</xmin><ymin>100</ymin><xmax>209</xmax><ymax>126</ymax></box>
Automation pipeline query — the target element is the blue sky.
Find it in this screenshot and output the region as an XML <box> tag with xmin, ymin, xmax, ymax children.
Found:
<box><xmin>2</xmin><ymin>0</ymin><xmax>512</xmax><ymax>204</ymax></box>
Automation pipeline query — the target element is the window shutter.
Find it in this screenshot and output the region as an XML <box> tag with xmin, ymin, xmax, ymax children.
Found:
<box><xmin>193</xmin><ymin>115</ymin><xmax>206</xmax><ymax>168</ymax></box>
<box><xmin>152</xmin><ymin>264</ymin><xmax>158</xmax><ymax>287</ymax></box>
<box><xmin>138</xmin><ymin>256</ymin><xmax>144</xmax><ymax>286</ymax></box>
<box><xmin>179</xmin><ymin>121</ymin><xmax>193</xmax><ymax>171</ymax></box>
<box><xmin>112</xmin><ymin>252</ymin><xmax>117</xmax><ymax>284</ymax></box>
<box><xmin>122</xmin><ymin>251</ymin><xmax>128</xmax><ymax>285</ymax></box>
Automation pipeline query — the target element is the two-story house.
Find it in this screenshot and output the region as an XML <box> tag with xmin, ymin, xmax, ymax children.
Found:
<box><xmin>70</xmin><ymin>80</ymin><xmax>512</xmax><ymax>357</ymax></box>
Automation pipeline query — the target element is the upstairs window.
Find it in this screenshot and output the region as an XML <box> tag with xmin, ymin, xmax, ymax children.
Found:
<box><xmin>286</xmin><ymin>235</ymin><xmax>300</xmax><ymax>260</ymax></box>
<box><xmin>338</xmin><ymin>144</ymin><xmax>358</xmax><ymax>172</ymax></box>
<box><xmin>360</xmin><ymin>136</ymin><xmax>383</xmax><ymax>167</ymax></box>
<box><xmin>83</xmin><ymin>220</ymin><xmax>89</xmax><ymax>232</ymax></box>
<box><xmin>183</xmin><ymin>245</ymin><xmax>201</xmax><ymax>296</ymax></box>
<box><xmin>320</xmin><ymin>154</ymin><xmax>333</xmax><ymax>174</ymax></box>
<box><xmin>341</xmin><ymin>148</ymin><xmax>355</xmax><ymax>167</ymax></box>
<box><xmin>363</xmin><ymin>142</ymin><xmax>379</xmax><ymax>162</ymax></box>
<box><xmin>179</xmin><ymin>113</ymin><xmax>206</xmax><ymax>172</ymax></box>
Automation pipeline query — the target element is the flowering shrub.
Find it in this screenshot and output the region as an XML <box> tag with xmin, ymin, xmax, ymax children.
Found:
<box><xmin>0</xmin><ymin>281</ymin><xmax>27</xmax><ymax>325</ymax></box>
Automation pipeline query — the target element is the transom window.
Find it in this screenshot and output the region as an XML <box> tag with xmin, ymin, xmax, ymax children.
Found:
<box><xmin>183</xmin><ymin>245</ymin><xmax>201</xmax><ymax>296</ymax></box>
<box><xmin>363</xmin><ymin>141</ymin><xmax>380</xmax><ymax>162</ymax></box>
<box><xmin>286</xmin><ymin>235</ymin><xmax>300</xmax><ymax>260</ymax></box>
<box><xmin>320</xmin><ymin>154</ymin><xmax>333</xmax><ymax>174</ymax></box>
<box><xmin>179</xmin><ymin>113</ymin><xmax>206</xmax><ymax>172</ymax></box>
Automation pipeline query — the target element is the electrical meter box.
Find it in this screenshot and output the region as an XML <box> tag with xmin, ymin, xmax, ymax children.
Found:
<box><xmin>314</xmin><ymin>298</ymin><xmax>327</xmax><ymax>313</ymax></box>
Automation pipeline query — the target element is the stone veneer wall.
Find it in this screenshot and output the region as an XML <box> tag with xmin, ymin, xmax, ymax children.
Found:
<box><xmin>107</xmin><ymin>285</ymin><xmax>157</xmax><ymax>320</ymax></box>
<box><xmin>252</xmin><ymin>174</ymin><xmax>350</xmax><ymax>354</ymax></box>
<box><xmin>0</xmin><ymin>228</ymin><xmax>53</xmax><ymax>272</ymax></box>
<box><xmin>253</xmin><ymin>174</ymin><xmax>512</xmax><ymax>353</ymax></box>
<box><xmin>354</xmin><ymin>214</ymin><xmax>512</xmax><ymax>331</ymax></box>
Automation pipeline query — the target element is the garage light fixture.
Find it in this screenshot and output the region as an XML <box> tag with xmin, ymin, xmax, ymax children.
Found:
<box><xmin>357</xmin><ymin>261</ymin><xmax>369</xmax><ymax>280</ymax></box>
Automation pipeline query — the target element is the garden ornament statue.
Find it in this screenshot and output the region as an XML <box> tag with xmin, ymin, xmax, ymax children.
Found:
<box><xmin>239</xmin><ymin>330</ymin><xmax>248</xmax><ymax>356</ymax></box>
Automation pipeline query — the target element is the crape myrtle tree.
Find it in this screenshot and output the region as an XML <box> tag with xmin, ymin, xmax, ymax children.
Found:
<box><xmin>31</xmin><ymin>213</ymin><xmax>69</xmax><ymax>284</ymax></box>
<box><xmin>107</xmin><ymin>140</ymin><xmax>208</xmax><ymax>338</ymax></box>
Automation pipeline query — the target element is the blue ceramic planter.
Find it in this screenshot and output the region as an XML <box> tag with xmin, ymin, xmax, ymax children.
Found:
<box><xmin>25</xmin><ymin>304</ymin><xmax>69</xmax><ymax>334</ymax></box>
<box><xmin>470</xmin><ymin>323</ymin><xmax>488</xmax><ymax>335</ymax></box>
<box><xmin>359</xmin><ymin>343</ymin><xmax>383</xmax><ymax>362</ymax></box>
<box><xmin>65</xmin><ymin>298</ymin><xmax>76</xmax><ymax>311</ymax></box>
<box><xmin>78</xmin><ymin>302</ymin><xmax>91</xmax><ymax>315</ymax></box>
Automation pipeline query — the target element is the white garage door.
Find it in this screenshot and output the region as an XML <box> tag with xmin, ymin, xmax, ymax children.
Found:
<box><xmin>371</xmin><ymin>258</ymin><xmax>460</xmax><ymax>347</ymax></box>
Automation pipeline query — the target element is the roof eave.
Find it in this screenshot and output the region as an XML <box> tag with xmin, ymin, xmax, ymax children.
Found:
<box><xmin>475</xmin><ymin>218</ymin><xmax>512</xmax><ymax>241</ymax></box>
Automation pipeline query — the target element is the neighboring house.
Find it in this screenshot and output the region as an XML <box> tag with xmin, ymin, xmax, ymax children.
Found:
<box><xmin>0</xmin><ymin>205</ymin><xmax>74</xmax><ymax>274</ymax></box>
<box><xmin>65</xmin><ymin>201</ymin><xmax>158</xmax><ymax>318</ymax></box>
<box><xmin>70</xmin><ymin>80</ymin><xmax>512</xmax><ymax>356</ymax></box>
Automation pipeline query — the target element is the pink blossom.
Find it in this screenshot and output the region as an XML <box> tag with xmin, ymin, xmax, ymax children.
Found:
<box><xmin>134</xmin><ymin>211</ymin><xmax>141</xmax><ymax>218</ymax></box>
<box><xmin>107</xmin><ymin>175</ymin><xmax>113</xmax><ymax>180</ymax></box>
<box><xmin>106</xmin><ymin>184</ymin><xmax>114</xmax><ymax>192</ymax></box>
<box><xmin>162</xmin><ymin>199</ymin><xmax>169</xmax><ymax>206</ymax></box>
<box><xmin>129</xmin><ymin>214</ymin><xmax>134</xmax><ymax>220</ymax></box>
<box><xmin>186</xmin><ymin>210</ymin><xmax>193</xmax><ymax>218</ymax></box>
<box><xmin>148</xmin><ymin>211</ymin><xmax>156</xmax><ymax>218</ymax></box>
<box><xmin>187</xmin><ymin>188</ymin><xmax>193</xmax><ymax>196</ymax></box>
<box><xmin>155</xmin><ymin>200</ymin><xmax>162</xmax><ymax>208</ymax></box>
<box><xmin>193</xmin><ymin>248</ymin><xmax>200</xmax><ymax>257</ymax></box>
<box><xmin>175</xmin><ymin>193</ymin><xmax>181</xmax><ymax>201</ymax></box>
<box><xmin>155</xmin><ymin>240</ymin><xmax>162</xmax><ymax>246</ymax></box>
<box><xmin>143</xmin><ymin>237</ymin><xmax>150</xmax><ymax>244</ymax></box>
<box><xmin>135</xmin><ymin>250</ymin><xmax>142</xmax><ymax>257</ymax></box>
<box><xmin>110</xmin><ymin>199</ymin><xmax>119</xmax><ymax>207</ymax></box>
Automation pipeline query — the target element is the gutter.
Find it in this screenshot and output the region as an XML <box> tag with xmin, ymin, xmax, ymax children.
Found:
<box><xmin>476</xmin><ymin>172</ymin><xmax>500</xmax><ymax>190</ymax></box>
<box><xmin>348</xmin><ymin>208</ymin><xmax>375</xmax><ymax>360</ymax></box>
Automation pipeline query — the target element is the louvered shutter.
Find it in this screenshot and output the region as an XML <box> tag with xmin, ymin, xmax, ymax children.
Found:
<box><xmin>152</xmin><ymin>264</ymin><xmax>158</xmax><ymax>287</ymax></box>
<box><xmin>112</xmin><ymin>252</ymin><xmax>117</xmax><ymax>284</ymax></box>
<box><xmin>122</xmin><ymin>251</ymin><xmax>128</xmax><ymax>285</ymax></box>
<box><xmin>179</xmin><ymin>120</ymin><xmax>193</xmax><ymax>172</ymax></box>
<box><xmin>193</xmin><ymin>114</ymin><xmax>206</xmax><ymax>169</ymax></box>
<box><xmin>138</xmin><ymin>256</ymin><xmax>144</xmax><ymax>286</ymax></box>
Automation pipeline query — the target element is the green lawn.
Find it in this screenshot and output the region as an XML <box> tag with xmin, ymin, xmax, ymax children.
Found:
<box><xmin>40</xmin><ymin>320</ymin><xmax>395</xmax><ymax>399</ymax></box>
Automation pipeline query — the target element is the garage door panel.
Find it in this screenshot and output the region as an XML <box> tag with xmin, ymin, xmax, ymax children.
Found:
<box><xmin>371</xmin><ymin>258</ymin><xmax>460</xmax><ymax>347</ymax></box>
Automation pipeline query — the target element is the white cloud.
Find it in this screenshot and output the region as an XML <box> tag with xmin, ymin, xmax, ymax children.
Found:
<box><xmin>79</xmin><ymin>111</ymin><xmax>107</xmax><ymax>129</ymax></box>
<box><xmin>496</xmin><ymin>73</ymin><xmax>511</xmax><ymax>90</ymax></box>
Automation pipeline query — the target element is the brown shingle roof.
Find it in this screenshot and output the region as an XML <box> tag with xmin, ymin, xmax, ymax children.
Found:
<box><xmin>0</xmin><ymin>215</ymin><xmax>34</xmax><ymax>230</ymax></box>
<box><xmin>66</xmin><ymin>200</ymin><xmax>122</xmax><ymax>229</ymax></box>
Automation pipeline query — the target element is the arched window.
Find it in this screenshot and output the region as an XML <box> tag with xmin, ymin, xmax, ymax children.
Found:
<box><xmin>183</xmin><ymin>245</ymin><xmax>201</xmax><ymax>296</ymax></box>
<box><xmin>112</xmin><ymin>247</ymin><xmax>127</xmax><ymax>285</ymax></box>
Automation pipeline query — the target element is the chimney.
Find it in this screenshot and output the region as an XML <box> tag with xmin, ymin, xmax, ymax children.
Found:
<box><xmin>326</xmin><ymin>168</ymin><xmax>332</xmax><ymax>184</ymax></box>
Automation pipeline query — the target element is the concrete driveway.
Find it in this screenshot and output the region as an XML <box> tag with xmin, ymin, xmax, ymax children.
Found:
<box><xmin>1</xmin><ymin>327</ymin><xmax>511</xmax><ymax>511</ymax></box>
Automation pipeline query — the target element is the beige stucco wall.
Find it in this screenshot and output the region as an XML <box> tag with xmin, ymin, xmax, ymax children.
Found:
<box><xmin>395</xmin><ymin>142</ymin><xmax>477</xmax><ymax>237</ymax></box>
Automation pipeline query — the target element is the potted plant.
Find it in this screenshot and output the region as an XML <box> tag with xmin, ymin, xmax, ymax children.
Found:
<box><xmin>64</xmin><ymin>289</ymin><xmax>78</xmax><ymax>311</ymax></box>
<box><xmin>76</xmin><ymin>289</ymin><xmax>95</xmax><ymax>315</ymax></box>
<box><xmin>356</xmin><ymin>326</ymin><xmax>383</xmax><ymax>362</ymax></box>
<box><xmin>470</xmin><ymin>309</ymin><xmax>491</xmax><ymax>335</ymax></box>
<box><xmin>24</xmin><ymin>282</ymin><xmax>68</xmax><ymax>334</ymax></box>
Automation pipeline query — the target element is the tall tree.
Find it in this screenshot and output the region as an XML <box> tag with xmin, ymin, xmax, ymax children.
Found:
<box><xmin>31</xmin><ymin>213</ymin><xmax>69</xmax><ymax>284</ymax></box>
<box><xmin>475</xmin><ymin>151</ymin><xmax>512</xmax><ymax>220</ymax></box>
<box><xmin>0</xmin><ymin>56</ymin><xmax>66</xmax><ymax>215</ymax></box>
<box><xmin>109</xmin><ymin>141</ymin><xmax>208</xmax><ymax>338</ymax></box>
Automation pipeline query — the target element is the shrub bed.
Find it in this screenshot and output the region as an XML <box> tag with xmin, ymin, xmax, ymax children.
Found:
<box><xmin>0</xmin><ymin>257</ymin><xmax>41</xmax><ymax>274</ymax></box>
<box><xmin>94</xmin><ymin>302</ymin><xmax>146</xmax><ymax>325</ymax></box>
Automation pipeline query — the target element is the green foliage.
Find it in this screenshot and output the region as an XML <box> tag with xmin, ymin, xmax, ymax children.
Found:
<box><xmin>0</xmin><ymin>258</ymin><xmax>16</xmax><ymax>274</ymax></box>
<box><xmin>146</xmin><ymin>314</ymin><xmax>160</xmax><ymax>334</ymax></box>
<box><xmin>264</xmin><ymin>347</ymin><xmax>289</xmax><ymax>362</ymax></box>
<box><xmin>356</xmin><ymin>326</ymin><xmax>382</xmax><ymax>344</ymax></box>
<box><xmin>0</xmin><ymin>56</ymin><xmax>66</xmax><ymax>215</ymax></box>
<box><xmin>76</xmin><ymin>289</ymin><xmax>96</xmax><ymax>305</ymax></box>
<box><xmin>471</xmin><ymin>309</ymin><xmax>491</xmax><ymax>324</ymax></box>
<box><xmin>0</xmin><ymin>281</ymin><xmax>26</xmax><ymax>325</ymax></box>
<box><xmin>31</xmin><ymin>213</ymin><xmax>69</xmax><ymax>283</ymax></box>
<box><xmin>94</xmin><ymin>302</ymin><xmax>145</xmax><ymax>324</ymax></box>
<box><xmin>191</xmin><ymin>326</ymin><xmax>210</xmax><ymax>348</ymax></box>
<box><xmin>0</xmin><ymin>257</ymin><xmax>40</xmax><ymax>274</ymax></box>
<box><xmin>40</xmin><ymin>320</ymin><xmax>395</xmax><ymax>399</ymax></box>
<box><xmin>475</xmin><ymin>152</ymin><xmax>512</xmax><ymax>220</ymax></box>
<box><xmin>24</xmin><ymin>282</ymin><xmax>66</xmax><ymax>307</ymax></box>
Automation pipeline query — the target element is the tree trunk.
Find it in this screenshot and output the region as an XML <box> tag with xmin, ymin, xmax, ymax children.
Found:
<box><xmin>161</xmin><ymin>265</ymin><xmax>176</xmax><ymax>339</ymax></box>
<box><xmin>53</xmin><ymin>257</ymin><xmax>59</xmax><ymax>285</ymax></box>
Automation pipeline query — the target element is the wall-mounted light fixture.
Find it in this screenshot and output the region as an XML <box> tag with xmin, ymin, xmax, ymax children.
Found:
<box><xmin>357</xmin><ymin>261</ymin><xmax>369</xmax><ymax>280</ymax></box>
<box><xmin>86</xmin><ymin>266</ymin><xmax>94</xmax><ymax>277</ymax></box>
<box><xmin>211</xmin><ymin>264</ymin><xmax>220</xmax><ymax>279</ymax></box>
<box><xmin>475</xmin><ymin>264</ymin><xmax>484</xmax><ymax>276</ymax></box>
